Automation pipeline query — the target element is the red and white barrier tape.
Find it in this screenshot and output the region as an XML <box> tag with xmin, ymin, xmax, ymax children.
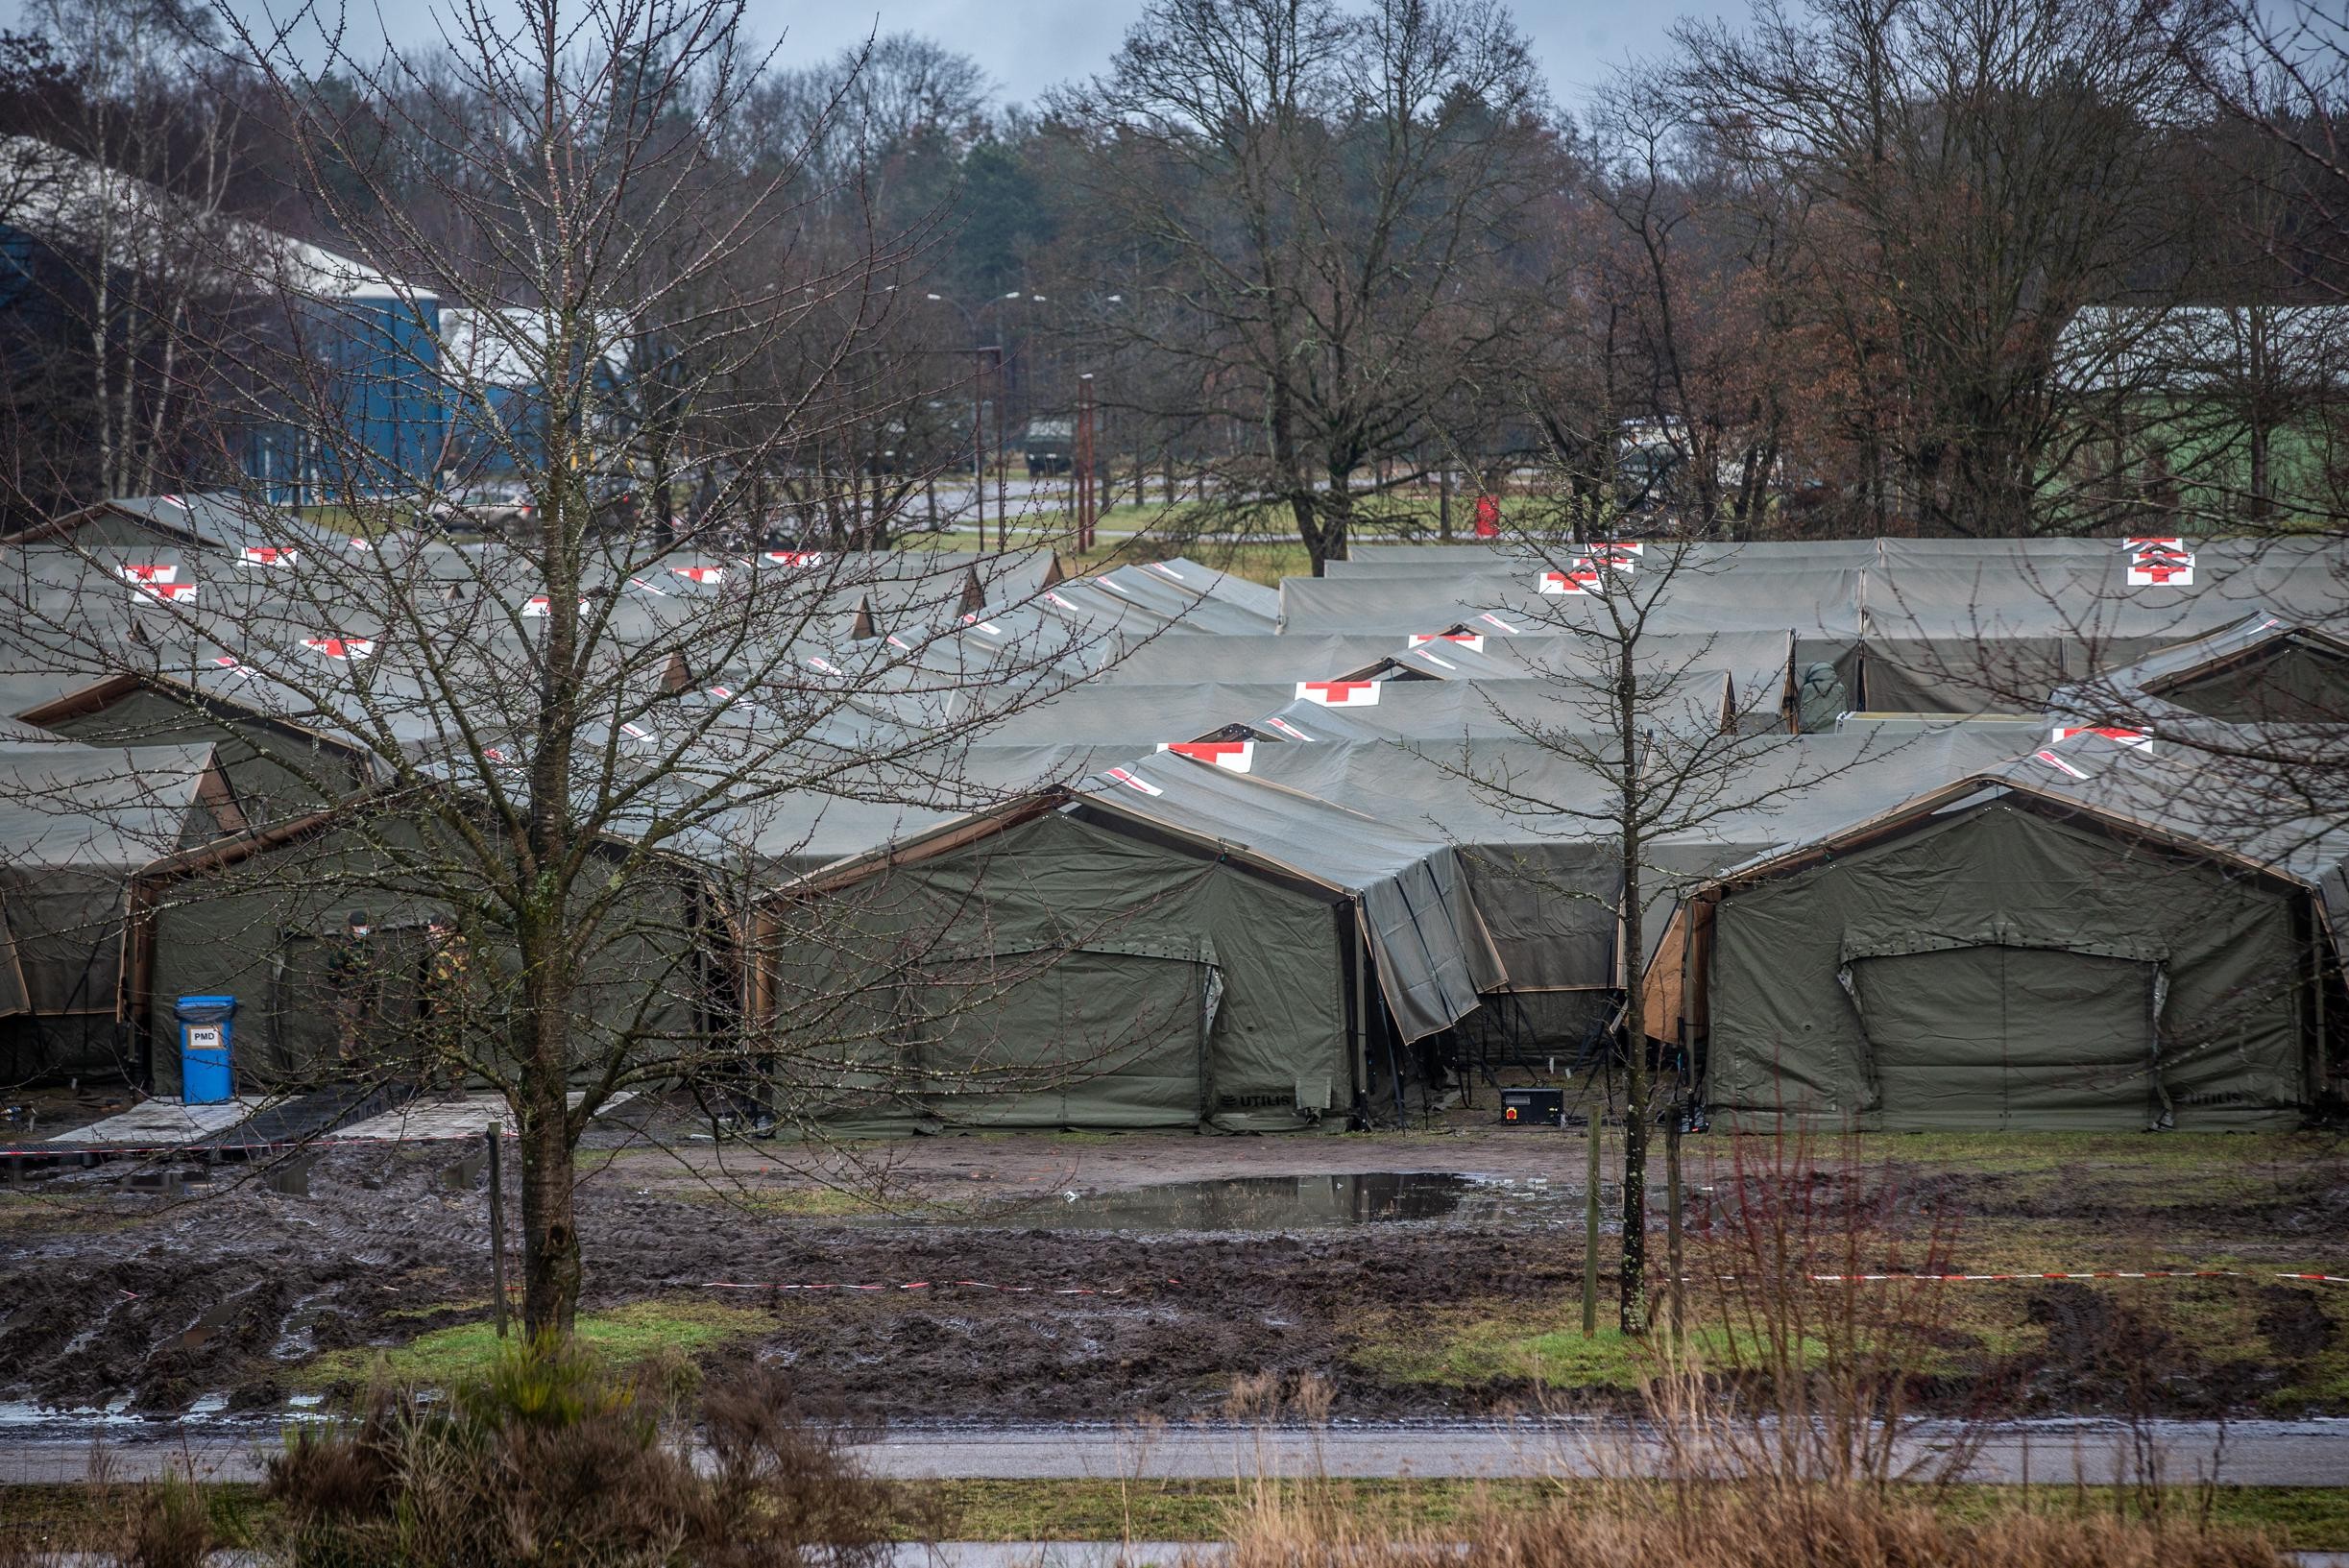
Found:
<box><xmin>1808</xmin><ymin>1269</ymin><xmax>2231</xmax><ymax>1283</ymax></box>
<box><xmin>0</xmin><ymin>1129</ymin><xmax>517</xmax><ymax>1161</ymax></box>
<box><xmin>700</xmin><ymin>1277</ymin><xmax>1180</xmax><ymax>1296</ymax></box>
<box><xmin>1796</xmin><ymin>1269</ymin><xmax>2345</xmax><ymax>1285</ymax></box>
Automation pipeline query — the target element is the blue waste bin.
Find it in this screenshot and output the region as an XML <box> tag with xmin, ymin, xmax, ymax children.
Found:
<box><xmin>176</xmin><ymin>996</ymin><xmax>237</xmax><ymax>1105</ymax></box>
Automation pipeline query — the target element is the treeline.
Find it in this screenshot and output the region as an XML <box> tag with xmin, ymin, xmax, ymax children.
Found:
<box><xmin>4</xmin><ymin>0</ymin><xmax>2348</xmax><ymax>560</ymax></box>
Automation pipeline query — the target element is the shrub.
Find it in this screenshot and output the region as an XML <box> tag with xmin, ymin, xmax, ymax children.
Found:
<box><xmin>267</xmin><ymin>1334</ymin><xmax>914</xmax><ymax>1567</ymax></box>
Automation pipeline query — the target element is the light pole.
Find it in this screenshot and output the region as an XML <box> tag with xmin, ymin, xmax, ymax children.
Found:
<box><xmin>1077</xmin><ymin>373</ymin><xmax>1097</xmax><ymax>552</ymax></box>
<box><xmin>927</xmin><ymin>291</ymin><xmax>1027</xmax><ymax>551</ymax></box>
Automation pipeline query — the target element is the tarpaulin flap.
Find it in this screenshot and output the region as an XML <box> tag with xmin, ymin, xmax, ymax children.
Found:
<box><xmin>0</xmin><ymin>891</ymin><xmax>32</xmax><ymax>1017</ymax></box>
<box><xmin>1841</xmin><ymin>927</ymin><xmax>2171</xmax><ymax>966</ymax></box>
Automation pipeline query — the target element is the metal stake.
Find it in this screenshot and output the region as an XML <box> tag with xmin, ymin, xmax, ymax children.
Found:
<box><xmin>487</xmin><ymin>1120</ymin><xmax>509</xmax><ymax>1339</ymax></box>
<box><xmin>1583</xmin><ymin>1109</ymin><xmax>1602</xmax><ymax>1337</ymax></box>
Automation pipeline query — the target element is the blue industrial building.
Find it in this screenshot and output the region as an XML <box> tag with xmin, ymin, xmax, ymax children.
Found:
<box><xmin>243</xmin><ymin>261</ymin><xmax>448</xmax><ymax>508</ymax></box>
<box><xmin>0</xmin><ymin>135</ymin><xmax>459</xmax><ymax>513</ymax></box>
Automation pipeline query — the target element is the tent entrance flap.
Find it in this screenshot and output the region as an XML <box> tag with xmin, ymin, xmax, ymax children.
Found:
<box><xmin>908</xmin><ymin>948</ymin><xmax>1210</xmax><ymax>1129</ymax></box>
<box><xmin>1845</xmin><ymin>944</ymin><xmax>2160</xmax><ymax>1131</ymax></box>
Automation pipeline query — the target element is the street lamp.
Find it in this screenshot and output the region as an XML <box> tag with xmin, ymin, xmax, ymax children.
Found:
<box><xmin>926</xmin><ymin>291</ymin><xmax>1027</xmax><ymax>550</ymax></box>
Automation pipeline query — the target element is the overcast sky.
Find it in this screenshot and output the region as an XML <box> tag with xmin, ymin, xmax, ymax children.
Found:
<box><xmin>762</xmin><ymin>0</ymin><xmax>1747</xmax><ymax>110</ymax></box>
<box><xmin>15</xmin><ymin>0</ymin><xmax>1747</xmax><ymax>116</ymax></box>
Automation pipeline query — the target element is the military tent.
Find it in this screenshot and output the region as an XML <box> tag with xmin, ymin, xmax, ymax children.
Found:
<box><xmin>1664</xmin><ymin>732</ymin><xmax>2347</xmax><ymax>1130</ymax></box>
<box><xmin>2049</xmin><ymin>611</ymin><xmax>2349</xmax><ymax>730</ymax></box>
<box><xmin>0</xmin><ymin>736</ymin><xmax>243</xmax><ymax>1081</ymax></box>
<box><xmin>127</xmin><ymin>795</ymin><xmax>717</xmax><ymax>1094</ymax></box>
<box><xmin>767</xmin><ymin>796</ymin><xmax>1358</xmax><ymax>1132</ymax></box>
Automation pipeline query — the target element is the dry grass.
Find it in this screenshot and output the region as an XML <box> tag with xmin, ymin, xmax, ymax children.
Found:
<box><xmin>1210</xmin><ymin>1480</ymin><xmax>2290</xmax><ymax>1568</ymax></box>
<box><xmin>1197</xmin><ymin>1125</ymin><xmax>2292</xmax><ymax>1568</ymax></box>
<box><xmin>0</xmin><ymin>1461</ymin><xmax>245</xmax><ymax>1568</ymax></box>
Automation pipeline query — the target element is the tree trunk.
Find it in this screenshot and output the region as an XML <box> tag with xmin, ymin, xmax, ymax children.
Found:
<box><xmin>518</xmin><ymin>1073</ymin><xmax>581</xmax><ymax>1336</ymax></box>
<box><xmin>1617</xmin><ymin>637</ymin><xmax>1649</xmax><ymax>1336</ymax></box>
<box><xmin>1320</xmin><ymin>470</ymin><xmax>1355</xmax><ymax>571</ymax></box>
<box><xmin>2248</xmin><ymin>420</ymin><xmax>2269</xmax><ymax>524</ymax></box>
<box><xmin>2246</xmin><ymin>309</ymin><xmax>2272</xmax><ymax>524</ymax></box>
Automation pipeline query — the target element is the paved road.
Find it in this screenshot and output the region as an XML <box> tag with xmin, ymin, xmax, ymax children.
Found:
<box><xmin>852</xmin><ymin>1419</ymin><xmax>2349</xmax><ymax>1485</ymax></box>
<box><xmin>4</xmin><ymin>1419</ymin><xmax>2344</xmax><ymax>1487</ymax></box>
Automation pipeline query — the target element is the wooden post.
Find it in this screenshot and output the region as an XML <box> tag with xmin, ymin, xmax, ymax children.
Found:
<box><xmin>1665</xmin><ymin>1113</ymin><xmax>1684</xmax><ymax>1351</ymax></box>
<box><xmin>487</xmin><ymin>1120</ymin><xmax>509</xmax><ymax>1339</ymax></box>
<box><xmin>1672</xmin><ymin>902</ymin><xmax>1697</xmax><ymax>1348</ymax></box>
<box><xmin>1583</xmin><ymin>1107</ymin><xmax>1603</xmax><ymax>1338</ymax></box>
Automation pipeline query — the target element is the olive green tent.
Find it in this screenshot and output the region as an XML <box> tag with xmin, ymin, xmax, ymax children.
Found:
<box><xmin>770</xmin><ymin>799</ymin><xmax>1353</xmax><ymax>1133</ymax></box>
<box><xmin>2050</xmin><ymin>611</ymin><xmax>2349</xmax><ymax>730</ymax></box>
<box><xmin>1682</xmin><ymin>734</ymin><xmax>2344</xmax><ymax>1130</ymax></box>
<box><xmin>130</xmin><ymin>798</ymin><xmax>715</xmax><ymax>1094</ymax></box>
<box><xmin>0</xmin><ymin>737</ymin><xmax>238</xmax><ymax>1081</ymax></box>
<box><xmin>20</xmin><ymin>671</ymin><xmax>377</xmax><ymax>827</ymax></box>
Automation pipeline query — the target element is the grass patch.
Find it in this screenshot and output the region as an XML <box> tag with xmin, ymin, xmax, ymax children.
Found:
<box><xmin>725</xmin><ymin>1186</ymin><xmax>897</xmax><ymax>1218</ymax></box>
<box><xmin>0</xmin><ymin>1191</ymin><xmax>125</xmax><ymax>1237</ymax></box>
<box><xmin>12</xmin><ymin>1480</ymin><xmax>2340</xmax><ymax>1551</ymax></box>
<box><xmin>1350</xmin><ymin>1311</ymin><xmax>1825</xmax><ymax>1392</ymax></box>
<box><xmin>922</xmin><ymin>1478</ymin><xmax>2349</xmax><ymax>1548</ymax></box>
<box><xmin>300</xmin><ymin>1296</ymin><xmax>768</xmax><ymax>1389</ymax></box>
<box><xmin>1350</xmin><ymin>1269</ymin><xmax>2348</xmax><ymax>1411</ymax></box>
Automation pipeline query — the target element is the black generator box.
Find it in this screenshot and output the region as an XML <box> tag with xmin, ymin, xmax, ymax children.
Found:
<box><xmin>1500</xmin><ymin>1088</ymin><xmax>1563</xmax><ymax>1127</ymax></box>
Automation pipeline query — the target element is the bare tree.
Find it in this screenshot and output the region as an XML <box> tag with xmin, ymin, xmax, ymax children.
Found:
<box><xmin>1043</xmin><ymin>0</ymin><xmax>1552</xmax><ymax>572</ymax></box>
<box><xmin>1441</xmin><ymin>500</ymin><xmax>1892</xmax><ymax>1332</ymax></box>
<box><xmin>0</xmin><ymin>0</ymin><xmax>1122</xmax><ymax>1338</ymax></box>
<box><xmin>1676</xmin><ymin>0</ymin><xmax>2219</xmax><ymax>537</ymax></box>
<box><xmin>0</xmin><ymin>0</ymin><xmax>249</xmax><ymax>510</ymax></box>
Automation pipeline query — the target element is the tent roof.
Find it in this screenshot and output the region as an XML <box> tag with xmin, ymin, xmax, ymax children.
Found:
<box><xmin>0</xmin><ymin>737</ymin><xmax>218</xmax><ymax>870</ymax></box>
<box><xmin>1684</xmin><ymin>731</ymin><xmax>2349</xmax><ymax>953</ymax></box>
<box><xmin>2048</xmin><ymin>609</ymin><xmax>2349</xmax><ymax>731</ymax></box>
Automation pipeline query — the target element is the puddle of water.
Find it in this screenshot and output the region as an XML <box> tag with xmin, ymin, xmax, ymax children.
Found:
<box><xmin>172</xmin><ymin>1297</ymin><xmax>244</xmax><ymax>1353</ymax></box>
<box><xmin>264</xmin><ymin>1157</ymin><xmax>316</xmax><ymax>1198</ymax></box>
<box><xmin>0</xmin><ymin>1400</ymin><xmax>145</xmax><ymax>1431</ymax></box>
<box><xmin>995</xmin><ymin>1172</ymin><xmax>1565</xmax><ymax>1232</ymax></box>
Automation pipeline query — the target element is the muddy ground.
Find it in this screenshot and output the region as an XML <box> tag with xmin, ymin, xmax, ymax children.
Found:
<box><xmin>2</xmin><ymin>1093</ymin><xmax>2343</xmax><ymax>1423</ymax></box>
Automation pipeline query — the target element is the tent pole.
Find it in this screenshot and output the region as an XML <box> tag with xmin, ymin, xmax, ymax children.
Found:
<box><xmin>2314</xmin><ymin>917</ymin><xmax>2330</xmax><ymax>1101</ymax></box>
<box><xmin>1350</xmin><ymin>915</ymin><xmax>1368</xmax><ymax>1114</ymax></box>
<box><xmin>1386</xmin><ymin>1020</ymin><xmax>1408</xmax><ymax>1128</ymax></box>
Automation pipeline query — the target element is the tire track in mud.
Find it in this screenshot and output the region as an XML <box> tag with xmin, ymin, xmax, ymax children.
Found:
<box><xmin>4</xmin><ymin>1137</ymin><xmax>2342</xmax><ymax>1423</ymax></box>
